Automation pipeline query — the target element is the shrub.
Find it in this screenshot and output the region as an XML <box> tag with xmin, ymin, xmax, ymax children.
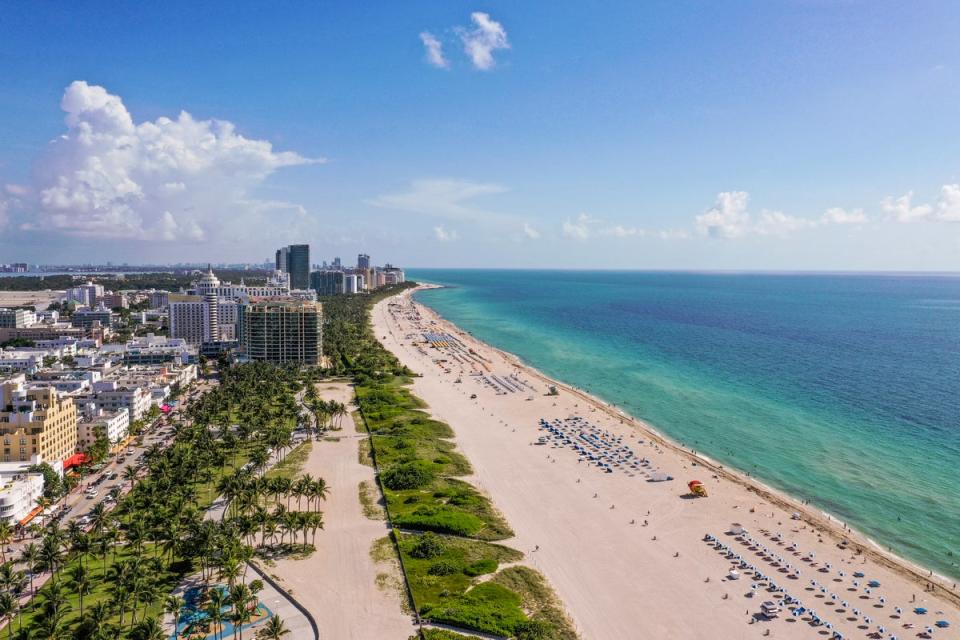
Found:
<box><xmin>515</xmin><ymin>620</ymin><xmax>554</xmax><ymax>639</ymax></box>
<box><xmin>463</xmin><ymin>559</ymin><xmax>497</xmax><ymax>577</ymax></box>
<box><xmin>409</xmin><ymin>533</ymin><xmax>445</xmax><ymax>559</ymax></box>
<box><xmin>394</xmin><ymin>510</ymin><xmax>484</xmax><ymax>537</ymax></box>
<box><xmin>381</xmin><ymin>460</ymin><xmax>434</xmax><ymax>490</ymax></box>
<box><xmin>428</xmin><ymin>561</ymin><xmax>460</xmax><ymax>576</ymax></box>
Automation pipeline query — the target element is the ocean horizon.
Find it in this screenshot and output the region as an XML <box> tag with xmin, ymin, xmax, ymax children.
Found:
<box><xmin>407</xmin><ymin>269</ymin><xmax>960</xmax><ymax>581</ymax></box>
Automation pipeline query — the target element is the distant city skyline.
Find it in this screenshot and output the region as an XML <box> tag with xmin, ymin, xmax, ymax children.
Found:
<box><xmin>2</xmin><ymin>2</ymin><xmax>960</xmax><ymax>270</ymax></box>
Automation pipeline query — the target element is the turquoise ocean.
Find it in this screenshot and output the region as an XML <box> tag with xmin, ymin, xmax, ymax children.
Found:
<box><xmin>407</xmin><ymin>270</ymin><xmax>960</xmax><ymax>580</ymax></box>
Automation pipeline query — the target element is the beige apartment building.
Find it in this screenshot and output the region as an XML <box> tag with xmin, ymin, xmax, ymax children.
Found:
<box><xmin>0</xmin><ymin>375</ymin><xmax>78</xmax><ymax>464</ymax></box>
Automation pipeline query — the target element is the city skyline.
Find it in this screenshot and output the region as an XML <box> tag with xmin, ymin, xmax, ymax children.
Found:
<box><xmin>2</xmin><ymin>2</ymin><xmax>960</xmax><ymax>271</ymax></box>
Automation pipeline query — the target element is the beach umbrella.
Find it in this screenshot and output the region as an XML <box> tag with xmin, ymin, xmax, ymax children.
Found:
<box><xmin>894</xmin><ymin>607</ymin><xmax>902</xmax><ymax>615</ymax></box>
<box><xmin>842</xmin><ymin>600</ymin><xmax>848</xmax><ymax>608</ymax></box>
<box><xmin>879</xmin><ymin>596</ymin><xmax>886</xmax><ymax>604</ymax></box>
<box><xmin>914</xmin><ymin>607</ymin><xmax>927</xmax><ymax>614</ymax></box>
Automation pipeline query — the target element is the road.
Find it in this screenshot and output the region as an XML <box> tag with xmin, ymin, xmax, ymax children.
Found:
<box><xmin>2</xmin><ymin>376</ymin><xmax>219</xmax><ymax>597</ymax></box>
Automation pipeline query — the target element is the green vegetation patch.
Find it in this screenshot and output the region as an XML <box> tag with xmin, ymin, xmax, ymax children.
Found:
<box><xmin>492</xmin><ymin>566</ymin><xmax>580</xmax><ymax>640</ymax></box>
<box><xmin>397</xmin><ymin>532</ymin><xmax>533</xmax><ymax>635</ymax></box>
<box><xmin>387</xmin><ymin>478</ymin><xmax>512</xmax><ymax>540</ymax></box>
<box><xmin>264</xmin><ymin>440</ymin><xmax>312</xmax><ymax>481</ymax></box>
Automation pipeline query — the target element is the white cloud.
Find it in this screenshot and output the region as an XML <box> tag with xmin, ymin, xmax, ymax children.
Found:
<box><xmin>457</xmin><ymin>12</ymin><xmax>510</xmax><ymax>70</ymax></box>
<box><xmin>0</xmin><ymin>200</ymin><xmax>8</xmax><ymax>231</ymax></box>
<box><xmin>419</xmin><ymin>32</ymin><xmax>449</xmax><ymax>69</ymax></box>
<box><xmin>881</xmin><ymin>191</ymin><xmax>933</xmax><ymax>223</ymax></box>
<box><xmin>523</xmin><ymin>222</ymin><xmax>540</xmax><ymax>239</ymax></box>
<box><xmin>433</xmin><ymin>225</ymin><xmax>458</xmax><ymax>241</ymax></box>
<box><xmin>3</xmin><ymin>184</ymin><xmax>28</xmax><ymax>197</ymax></box>
<box><xmin>602</xmin><ymin>224</ymin><xmax>644</xmax><ymax>238</ymax></box>
<box><xmin>695</xmin><ymin>191</ymin><xmax>752</xmax><ymax>238</ymax></box>
<box><xmin>821</xmin><ymin>207</ymin><xmax>867</xmax><ymax>225</ymax></box>
<box><xmin>13</xmin><ymin>81</ymin><xmax>318</xmax><ymax>242</ymax></box>
<box><xmin>935</xmin><ymin>184</ymin><xmax>960</xmax><ymax>222</ymax></box>
<box><xmin>562</xmin><ymin>213</ymin><xmax>597</xmax><ymax>240</ymax></box>
<box><xmin>754</xmin><ymin>210</ymin><xmax>818</xmax><ymax>236</ymax></box>
<box><xmin>369</xmin><ymin>178</ymin><xmax>510</xmax><ymax>223</ymax></box>
<box><xmin>658</xmin><ymin>229</ymin><xmax>690</xmax><ymax>240</ymax></box>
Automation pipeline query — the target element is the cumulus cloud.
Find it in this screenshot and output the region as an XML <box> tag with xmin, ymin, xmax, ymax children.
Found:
<box><xmin>695</xmin><ymin>191</ymin><xmax>752</xmax><ymax>238</ymax></box>
<box><xmin>419</xmin><ymin>32</ymin><xmax>449</xmax><ymax>69</ymax></box>
<box><xmin>523</xmin><ymin>222</ymin><xmax>540</xmax><ymax>239</ymax></box>
<box><xmin>821</xmin><ymin>207</ymin><xmax>867</xmax><ymax>225</ymax></box>
<box><xmin>433</xmin><ymin>225</ymin><xmax>458</xmax><ymax>241</ymax></box>
<box><xmin>881</xmin><ymin>191</ymin><xmax>933</xmax><ymax>223</ymax></box>
<box><xmin>935</xmin><ymin>184</ymin><xmax>960</xmax><ymax>222</ymax></box>
<box><xmin>12</xmin><ymin>81</ymin><xmax>318</xmax><ymax>242</ymax></box>
<box><xmin>457</xmin><ymin>12</ymin><xmax>510</xmax><ymax>70</ymax></box>
<box><xmin>562</xmin><ymin>213</ymin><xmax>596</xmax><ymax>240</ymax></box>
<box><xmin>694</xmin><ymin>192</ymin><xmax>872</xmax><ymax>238</ymax></box>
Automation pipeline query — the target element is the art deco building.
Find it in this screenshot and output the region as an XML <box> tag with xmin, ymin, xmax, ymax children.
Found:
<box><xmin>0</xmin><ymin>375</ymin><xmax>78</xmax><ymax>464</ymax></box>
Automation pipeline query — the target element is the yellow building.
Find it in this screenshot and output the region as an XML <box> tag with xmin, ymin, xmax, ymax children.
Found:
<box><xmin>0</xmin><ymin>375</ymin><xmax>78</xmax><ymax>464</ymax></box>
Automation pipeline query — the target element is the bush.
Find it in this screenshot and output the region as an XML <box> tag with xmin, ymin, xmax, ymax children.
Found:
<box><xmin>463</xmin><ymin>559</ymin><xmax>497</xmax><ymax>577</ymax></box>
<box><xmin>394</xmin><ymin>510</ymin><xmax>484</xmax><ymax>537</ymax></box>
<box><xmin>427</xmin><ymin>561</ymin><xmax>460</xmax><ymax>576</ymax></box>
<box><xmin>515</xmin><ymin>620</ymin><xmax>554</xmax><ymax>639</ymax></box>
<box><xmin>381</xmin><ymin>460</ymin><xmax>434</xmax><ymax>490</ymax></box>
<box><xmin>409</xmin><ymin>533</ymin><xmax>445</xmax><ymax>559</ymax></box>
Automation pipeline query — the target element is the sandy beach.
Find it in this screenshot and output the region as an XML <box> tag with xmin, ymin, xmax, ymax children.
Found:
<box><xmin>373</xmin><ymin>286</ymin><xmax>960</xmax><ymax>640</ymax></box>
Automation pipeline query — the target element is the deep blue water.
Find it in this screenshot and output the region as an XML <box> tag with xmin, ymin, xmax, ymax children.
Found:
<box><xmin>407</xmin><ymin>270</ymin><xmax>960</xmax><ymax>579</ymax></box>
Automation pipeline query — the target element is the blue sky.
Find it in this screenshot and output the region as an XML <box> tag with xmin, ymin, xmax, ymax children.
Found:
<box><xmin>1</xmin><ymin>1</ymin><xmax>959</xmax><ymax>270</ymax></box>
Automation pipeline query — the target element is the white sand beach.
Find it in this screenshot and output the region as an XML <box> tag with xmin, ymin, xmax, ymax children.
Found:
<box><xmin>373</xmin><ymin>286</ymin><xmax>960</xmax><ymax>640</ymax></box>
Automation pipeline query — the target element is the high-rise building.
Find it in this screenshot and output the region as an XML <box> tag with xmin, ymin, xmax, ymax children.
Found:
<box><xmin>0</xmin><ymin>375</ymin><xmax>79</xmax><ymax>464</ymax></box>
<box><xmin>310</xmin><ymin>271</ymin><xmax>345</xmax><ymax>296</ymax></box>
<box><xmin>169</xmin><ymin>294</ymin><xmax>218</xmax><ymax>345</ymax></box>
<box><xmin>286</xmin><ymin>245</ymin><xmax>310</xmax><ymax>289</ymax></box>
<box><xmin>274</xmin><ymin>245</ymin><xmax>310</xmax><ymax>290</ymax></box>
<box><xmin>357</xmin><ymin>253</ymin><xmax>370</xmax><ymax>270</ymax></box>
<box><xmin>243</xmin><ymin>301</ymin><xmax>323</xmax><ymax>365</ymax></box>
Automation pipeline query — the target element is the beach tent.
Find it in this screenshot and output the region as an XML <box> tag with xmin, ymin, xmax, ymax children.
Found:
<box><xmin>648</xmin><ymin>472</ymin><xmax>673</xmax><ymax>482</ymax></box>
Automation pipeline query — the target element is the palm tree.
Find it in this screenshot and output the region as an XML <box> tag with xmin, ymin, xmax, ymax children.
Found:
<box><xmin>206</xmin><ymin>588</ymin><xmax>227</xmax><ymax>640</ymax></box>
<box><xmin>84</xmin><ymin>601</ymin><xmax>110</xmax><ymax>634</ymax></box>
<box><xmin>256</xmin><ymin>615</ymin><xmax>289</xmax><ymax>639</ymax></box>
<box><xmin>129</xmin><ymin>615</ymin><xmax>165</xmax><ymax>640</ymax></box>
<box><xmin>17</xmin><ymin>543</ymin><xmax>38</xmax><ymax>596</ymax></box>
<box><xmin>0</xmin><ymin>592</ymin><xmax>15</xmax><ymax>640</ymax></box>
<box><xmin>0</xmin><ymin>522</ymin><xmax>12</xmax><ymax>563</ymax></box>
<box><xmin>227</xmin><ymin>582</ymin><xmax>255</xmax><ymax>640</ymax></box>
<box><xmin>123</xmin><ymin>465</ymin><xmax>139</xmax><ymax>487</ymax></box>
<box><xmin>39</xmin><ymin>535</ymin><xmax>64</xmax><ymax>582</ymax></box>
<box><xmin>164</xmin><ymin>594</ymin><xmax>185</xmax><ymax>640</ymax></box>
<box><xmin>67</xmin><ymin>564</ymin><xmax>92</xmax><ymax>618</ymax></box>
